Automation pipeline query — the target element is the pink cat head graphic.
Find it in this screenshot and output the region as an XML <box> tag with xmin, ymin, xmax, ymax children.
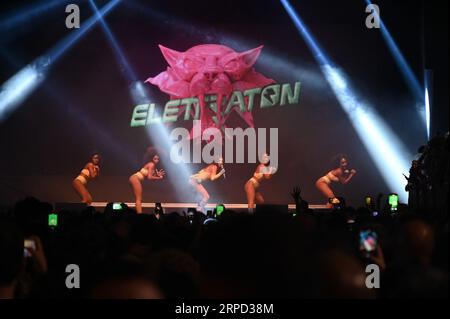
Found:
<box><xmin>145</xmin><ymin>44</ymin><xmax>275</xmax><ymax>136</ymax></box>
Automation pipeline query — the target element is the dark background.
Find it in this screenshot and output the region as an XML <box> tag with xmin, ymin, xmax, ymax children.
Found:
<box><xmin>0</xmin><ymin>0</ymin><xmax>448</xmax><ymax>207</ymax></box>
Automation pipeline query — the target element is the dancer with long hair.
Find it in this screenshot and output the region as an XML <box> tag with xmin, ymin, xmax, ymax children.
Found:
<box><xmin>72</xmin><ymin>153</ymin><xmax>101</xmax><ymax>205</ymax></box>
<box><xmin>129</xmin><ymin>154</ymin><xmax>165</xmax><ymax>214</ymax></box>
<box><xmin>189</xmin><ymin>157</ymin><xmax>226</xmax><ymax>213</ymax></box>
<box><xmin>315</xmin><ymin>154</ymin><xmax>356</xmax><ymax>207</ymax></box>
<box><xmin>244</xmin><ymin>153</ymin><xmax>277</xmax><ymax>211</ymax></box>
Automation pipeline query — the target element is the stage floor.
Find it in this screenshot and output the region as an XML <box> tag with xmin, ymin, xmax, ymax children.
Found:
<box><xmin>90</xmin><ymin>202</ymin><xmax>329</xmax><ymax>210</ymax></box>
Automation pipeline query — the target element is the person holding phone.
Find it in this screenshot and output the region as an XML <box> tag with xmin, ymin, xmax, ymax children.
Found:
<box><xmin>315</xmin><ymin>154</ymin><xmax>356</xmax><ymax>208</ymax></box>
<box><xmin>189</xmin><ymin>157</ymin><xmax>225</xmax><ymax>213</ymax></box>
<box><xmin>24</xmin><ymin>236</ymin><xmax>48</xmax><ymax>276</ymax></box>
<box><xmin>154</xmin><ymin>202</ymin><xmax>164</xmax><ymax>219</ymax></box>
<box><xmin>215</xmin><ymin>204</ymin><xmax>225</xmax><ymax>217</ymax></box>
<box><xmin>388</xmin><ymin>193</ymin><xmax>399</xmax><ymax>213</ymax></box>
<box><xmin>359</xmin><ymin>230</ymin><xmax>378</xmax><ymax>258</ymax></box>
<box><xmin>72</xmin><ymin>153</ymin><xmax>101</xmax><ymax>205</ymax></box>
<box><xmin>358</xmin><ymin>229</ymin><xmax>386</xmax><ymax>271</ymax></box>
<box><xmin>129</xmin><ymin>153</ymin><xmax>165</xmax><ymax>214</ymax></box>
<box><xmin>244</xmin><ymin>153</ymin><xmax>277</xmax><ymax>211</ymax></box>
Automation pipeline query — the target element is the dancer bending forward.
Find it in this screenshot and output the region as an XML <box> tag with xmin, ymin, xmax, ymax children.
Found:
<box><xmin>244</xmin><ymin>153</ymin><xmax>277</xmax><ymax>211</ymax></box>
<box><xmin>72</xmin><ymin>153</ymin><xmax>101</xmax><ymax>205</ymax></box>
<box><xmin>190</xmin><ymin>157</ymin><xmax>225</xmax><ymax>213</ymax></box>
<box><xmin>129</xmin><ymin>154</ymin><xmax>165</xmax><ymax>214</ymax></box>
<box><xmin>315</xmin><ymin>154</ymin><xmax>356</xmax><ymax>207</ymax></box>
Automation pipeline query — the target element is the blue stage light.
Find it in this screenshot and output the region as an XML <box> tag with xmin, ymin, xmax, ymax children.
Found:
<box><xmin>0</xmin><ymin>0</ymin><xmax>121</xmax><ymax>122</ymax></box>
<box><xmin>365</xmin><ymin>0</ymin><xmax>427</xmax><ymax>139</ymax></box>
<box><xmin>0</xmin><ymin>47</ymin><xmax>137</xmax><ymax>166</ymax></box>
<box><xmin>89</xmin><ymin>0</ymin><xmax>137</xmax><ymax>82</ymax></box>
<box><xmin>280</xmin><ymin>0</ymin><xmax>412</xmax><ymax>202</ymax></box>
<box><xmin>48</xmin><ymin>0</ymin><xmax>121</xmax><ymax>63</ymax></box>
<box><xmin>365</xmin><ymin>0</ymin><xmax>423</xmax><ymax>100</ymax></box>
<box><xmin>0</xmin><ymin>0</ymin><xmax>73</xmax><ymax>32</ymax></box>
<box><xmin>0</xmin><ymin>57</ymin><xmax>48</xmax><ymax>121</ymax></box>
<box><xmin>424</xmin><ymin>69</ymin><xmax>433</xmax><ymax>140</ymax></box>
<box><xmin>424</xmin><ymin>87</ymin><xmax>430</xmax><ymax>140</ymax></box>
<box><xmin>89</xmin><ymin>1</ymin><xmax>194</xmax><ymax>199</ymax></box>
<box><xmin>131</xmin><ymin>82</ymin><xmax>194</xmax><ymax>200</ymax></box>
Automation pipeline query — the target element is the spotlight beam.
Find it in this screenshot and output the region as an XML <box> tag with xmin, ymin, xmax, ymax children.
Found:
<box><xmin>366</xmin><ymin>0</ymin><xmax>428</xmax><ymax>139</ymax></box>
<box><xmin>88</xmin><ymin>0</ymin><xmax>137</xmax><ymax>82</ymax></box>
<box><xmin>0</xmin><ymin>0</ymin><xmax>74</xmax><ymax>32</ymax></box>
<box><xmin>89</xmin><ymin>0</ymin><xmax>194</xmax><ymax>200</ymax></box>
<box><xmin>0</xmin><ymin>47</ymin><xmax>137</xmax><ymax>167</ymax></box>
<box><xmin>423</xmin><ymin>69</ymin><xmax>433</xmax><ymax>140</ymax></box>
<box><xmin>0</xmin><ymin>0</ymin><xmax>121</xmax><ymax>122</ymax></box>
<box><xmin>129</xmin><ymin>81</ymin><xmax>194</xmax><ymax>201</ymax></box>
<box><xmin>280</xmin><ymin>0</ymin><xmax>412</xmax><ymax>202</ymax></box>
<box><xmin>365</xmin><ymin>0</ymin><xmax>423</xmax><ymax>101</ymax></box>
<box><xmin>47</xmin><ymin>0</ymin><xmax>122</xmax><ymax>63</ymax></box>
<box><xmin>424</xmin><ymin>85</ymin><xmax>431</xmax><ymax>140</ymax></box>
<box><xmin>0</xmin><ymin>62</ymin><xmax>44</xmax><ymax>121</ymax></box>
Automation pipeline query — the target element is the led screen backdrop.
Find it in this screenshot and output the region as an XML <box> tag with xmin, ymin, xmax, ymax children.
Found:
<box><xmin>0</xmin><ymin>0</ymin><xmax>447</xmax><ymax>207</ymax></box>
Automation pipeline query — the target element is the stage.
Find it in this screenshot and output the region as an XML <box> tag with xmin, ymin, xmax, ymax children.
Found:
<box><xmin>88</xmin><ymin>202</ymin><xmax>330</xmax><ymax>213</ymax></box>
<box><xmin>49</xmin><ymin>202</ymin><xmax>332</xmax><ymax>214</ymax></box>
<box><xmin>0</xmin><ymin>0</ymin><xmax>445</xmax><ymax>216</ymax></box>
<box><xmin>90</xmin><ymin>202</ymin><xmax>328</xmax><ymax>209</ymax></box>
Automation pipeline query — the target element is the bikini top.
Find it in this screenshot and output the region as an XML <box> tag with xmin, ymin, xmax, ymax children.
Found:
<box><xmin>139</xmin><ymin>167</ymin><xmax>149</xmax><ymax>176</ymax></box>
<box><xmin>80</xmin><ymin>168</ymin><xmax>90</xmax><ymax>178</ymax></box>
<box><xmin>326</xmin><ymin>171</ymin><xmax>340</xmax><ymax>182</ymax></box>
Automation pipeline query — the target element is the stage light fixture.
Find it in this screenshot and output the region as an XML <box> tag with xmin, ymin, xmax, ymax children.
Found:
<box><xmin>424</xmin><ymin>87</ymin><xmax>430</xmax><ymax>140</ymax></box>
<box><xmin>0</xmin><ymin>57</ymin><xmax>47</xmax><ymax>121</ymax></box>
<box><xmin>424</xmin><ymin>69</ymin><xmax>433</xmax><ymax>140</ymax></box>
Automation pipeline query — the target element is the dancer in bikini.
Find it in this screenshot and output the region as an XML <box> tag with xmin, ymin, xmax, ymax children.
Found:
<box><xmin>129</xmin><ymin>154</ymin><xmax>165</xmax><ymax>214</ymax></box>
<box><xmin>72</xmin><ymin>153</ymin><xmax>101</xmax><ymax>205</ymax></box>
<box><xmin>244</xmin><ymin>153</ymin><xmax>277</xmax><ymax>211</ymax></box>
<box><xmin>315</xmin><ymin>154</ymin><xmax>356</xmax><ymax>207</ymax></box>
<box><xmin>189</xmin><ymin>157</ymin><xmax>225</xmax><ymax>213</ymax></box>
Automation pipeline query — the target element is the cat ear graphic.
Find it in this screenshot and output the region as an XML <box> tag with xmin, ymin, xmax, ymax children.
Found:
<box><xmin>159</xmin><ymin>45</ymin><xmax>183</xmax><ymax>68</ymax></box>
<box><xmin>239</xmin><ymin>45</ymin><xmax>264</xmax><ymax>67</ymax></box>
